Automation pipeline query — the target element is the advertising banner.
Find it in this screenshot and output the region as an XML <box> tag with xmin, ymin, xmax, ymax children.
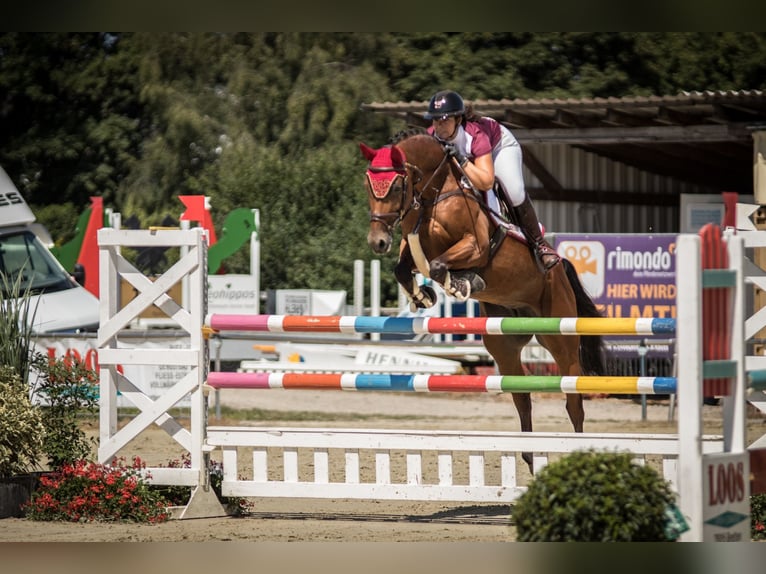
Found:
<box><xmin>552</xmin><ymin>234</ymin><xmax>677</xmax><ymax>361</ymax></box>
<box><xmin>34</xmin><ymin>335</ymin><xmax>193</xmax><ymax>408</ymax></box>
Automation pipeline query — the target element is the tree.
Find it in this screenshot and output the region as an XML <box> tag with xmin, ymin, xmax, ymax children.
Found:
<box><xmin>3</xmin><ymin>32</ymin><xmax>766</xmax><ymax>304</ymax></box>
<box><xmin>0</xmin><ymin>33</ymin><xmax>142</xmax><ymax>207</ymax></box>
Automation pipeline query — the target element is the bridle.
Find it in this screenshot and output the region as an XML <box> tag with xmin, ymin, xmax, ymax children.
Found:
<box><xmin>367</xmin><ymin>147</ymin><xmax>453</xmax><ymax>234</ymax></box>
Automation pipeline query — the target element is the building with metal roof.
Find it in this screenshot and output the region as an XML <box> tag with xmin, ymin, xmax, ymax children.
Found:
<box><xmin>362</xmin><ymin>90</ymin><xmax>766</xmax><ymax>233</ymax></box>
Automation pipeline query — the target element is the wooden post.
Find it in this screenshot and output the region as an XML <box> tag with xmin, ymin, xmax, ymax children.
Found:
<box><xmin>753</xmin><ymin>130</ymin><xmax>766</xmax><ymax>350</ymax></box>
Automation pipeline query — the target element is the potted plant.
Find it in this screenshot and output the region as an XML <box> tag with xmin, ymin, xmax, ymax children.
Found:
<box><xmin>0</xmin><ymin>365</ymin><xmax>46</xmax><ymax>517</ymax></box>
<box><xmin>0</xmin><ymin>267</ymin><xmax>46</xmax><ymax>517</ymax></box>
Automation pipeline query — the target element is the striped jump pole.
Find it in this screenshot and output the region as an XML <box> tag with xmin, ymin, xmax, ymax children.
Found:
<box><xmin>205</xmin><ymin>371</ymin><xmax>677</xmax><ymax>395</ymax></box>
<box><xmin>205</xmin><ymin>314</ymin><xmax>676</xmax><ymax>336</ymax></box>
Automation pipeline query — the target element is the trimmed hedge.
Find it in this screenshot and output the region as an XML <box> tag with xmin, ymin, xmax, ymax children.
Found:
<box><xmin>512</xmin><ymin>449</ymin><xmax>679</xmax><ymax>541</ymax></box>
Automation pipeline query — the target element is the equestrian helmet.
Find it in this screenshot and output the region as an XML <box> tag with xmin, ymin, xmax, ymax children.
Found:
<box><xmin>424</xmin><ymin>90</ymin><xmax>465</xmax><ymax>120</ymax></box>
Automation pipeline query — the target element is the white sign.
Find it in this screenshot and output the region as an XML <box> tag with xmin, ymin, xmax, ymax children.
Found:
<box><xmin>275</xmin><ymin>289</ymin><xmax>347</xmax><ymax>315</ymax></box>
<box><xmin>702</xmin><ymin>451</ymin><xmax>750</xmax><ymax>542</ymax></box>
<box><xmin>208</xmin><ymin>274</ymin><xmax>259</xmax><ymax>314</ymax></box>
<box><xmin>34</xmin><ymin>336</ymin><xmax>194</xmax><ymax>408</ymax></box>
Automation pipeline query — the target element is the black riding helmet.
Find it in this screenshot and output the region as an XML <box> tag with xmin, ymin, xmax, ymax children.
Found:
<box><xmin>424</xmin><ymin>90</ymin><xmax>465</xmax><ymax>120</ymax></box>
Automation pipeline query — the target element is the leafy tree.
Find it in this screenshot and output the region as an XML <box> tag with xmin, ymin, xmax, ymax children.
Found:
<box><xmin>2</xmin><ymin>32</ymin><xmax>766</xmax><ymax>305</ymax></box>
<box><xmin>0</xmin><ymin>33</ymin><xmax>142</xmax><ymax>208</ymax></box>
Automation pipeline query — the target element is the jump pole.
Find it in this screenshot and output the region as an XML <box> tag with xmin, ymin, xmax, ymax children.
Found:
<box><xmin>205</xmin><ymin>372</ymin><xmax>678</xmax><ymax>394</ymax></box>
<box><xmin>205</xmin><ymin>314</ymin><xmax>677</xmax><ymax>336</ymax></box>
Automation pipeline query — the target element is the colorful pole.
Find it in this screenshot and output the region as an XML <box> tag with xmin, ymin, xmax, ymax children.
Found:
<box><xmin>205</xmin><ymin>371</ymin><xmax>677</xmax><ymax>394</ymax></box>
<box><xmin>206</xmin><ymin>314</ymin><xmax>676</xmax><ymax>336</ymax></box>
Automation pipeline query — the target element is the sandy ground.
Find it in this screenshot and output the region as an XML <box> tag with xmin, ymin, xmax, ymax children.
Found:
<box><xmin>1</xmin><ymin>389</ymin><xmax>764</xmax><ymax>542</ymax></box>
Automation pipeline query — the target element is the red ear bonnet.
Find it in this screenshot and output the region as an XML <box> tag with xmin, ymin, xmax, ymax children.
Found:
<box><xmin>362</xmin><ymin>143</ymin><xmax>406</xmax><ymax>199</ymax></box>
<box><xmin>359</xmin><ymin>142</ymin><xmax>377</xmax><ymax>161</ymax></box>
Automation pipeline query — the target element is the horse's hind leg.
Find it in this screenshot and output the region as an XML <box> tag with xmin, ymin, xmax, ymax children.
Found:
<box><xmin>537</xmin><ymin>267</ymin><xmax>590</xmax><ymax>433</ymax></box>
<box><xmin>482</xmin><ymin>330</ymin><xmax>536</xmax><ymax>472</ymax></box>
<box><xmin>511</xmin><ymin>392</ymin><xmax>535</xmax><ymax>471</ymax></box>
<box><xmin>566</xmin><ymin>393</ymin><xmax>585</xmax><ymax>432</ymax></box>
<box><xmin>537</xmin><ymin>333</ymin><xmax>585</xmax><ymax>433</ymax></box>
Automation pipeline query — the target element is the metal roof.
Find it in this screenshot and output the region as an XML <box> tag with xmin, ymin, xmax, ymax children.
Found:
<box><xmin>361</xmin><ymin>90</ymin><xmax>766</xmax><ymax>204</ymax></box>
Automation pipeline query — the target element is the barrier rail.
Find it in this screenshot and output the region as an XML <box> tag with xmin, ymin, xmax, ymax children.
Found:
<box><xmin>206</xmin><ymin>371</ymin><xmax>678</xmax><ymax>394</ymax></box>
<box><xmin>207</xmin><ymin>314</ymin><xmax>677</xmax><ymax>336</ymax></box>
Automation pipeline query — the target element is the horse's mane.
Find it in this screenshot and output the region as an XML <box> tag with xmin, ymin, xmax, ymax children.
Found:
<box><xmin>388</xmin><ymin>127</ymin><xmax>429</xmax><ymax>145</ymax></box>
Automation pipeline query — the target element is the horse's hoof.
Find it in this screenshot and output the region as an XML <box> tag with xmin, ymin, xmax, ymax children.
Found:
<box><xmin>419</xmin><ymin>285</ymin><xmax>437</xmax><ymax>307</ymax></box>
<box><xmin>522</xmin><ymin>452</ymin><xmax>534</xmax><ymax>474</ymax></box>
<box><xmin>445</xmin><ymin>273</ymin><xmax>470</xmax><ymax>301</ymax></box>
<box><xmin>408</xmin><ymin>285</ymin><xmax>437</xmax><ymax>311</ymax></box>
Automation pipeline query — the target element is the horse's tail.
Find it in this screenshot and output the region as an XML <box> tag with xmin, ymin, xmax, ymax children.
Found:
<box><xmin>562</xmin><ymin>259</ymin><xmax>607</xmax><ymax>376</ymax></box>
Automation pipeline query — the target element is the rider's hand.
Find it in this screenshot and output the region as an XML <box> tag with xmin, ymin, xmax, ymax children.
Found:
<box><xmin>443</xmin><ymin>143</ymin><xmax>470</xmax><ymax>167</ymax></box>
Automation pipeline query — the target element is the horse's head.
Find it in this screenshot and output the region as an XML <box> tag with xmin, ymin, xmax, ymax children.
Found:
<box><xmin>360</xmin><ymin>141</ymin><xmax>408</xmax><ymax>254</ymax></box>
<box><xmin>360</xmin><ymin>134</ymin><xmax>453</xmax><ymax>254</ymax></box>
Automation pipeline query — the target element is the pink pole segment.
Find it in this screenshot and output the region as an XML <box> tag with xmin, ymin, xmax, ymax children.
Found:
<box><xmin>210</xmin><ymin>314</ymin><xmax>273</xmax><ymax>331</ymax></box>
<box><xmin>206</xmin><ymin>371</ymin><xmax>271</xmax><ymax>388</ymax></box>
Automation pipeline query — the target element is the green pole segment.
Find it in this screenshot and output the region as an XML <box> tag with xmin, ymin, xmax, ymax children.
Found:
<box><xmin>499</xmin><ymin>317</ymin><xmax>562</xmax><ymax>334</ymax></box>
<box><xmin>500</xmin><ymin>376</ymin><xmax>565</xmax><ymax>392</ymax></box>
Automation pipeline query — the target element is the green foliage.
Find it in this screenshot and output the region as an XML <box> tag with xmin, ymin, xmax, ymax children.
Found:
<box><xmin>752</xmin><ymin>492</ymin><xmax>766</xmax><ymax>540</ymax></box>
<box><xmin>0</xmin><ymin>266</ymin><xmax>37</xmax><ymax>384</ymax></box>
<box><xmin>512</xmin><ymin>450</ymin><xmax>678</xmax><ymax>541</ymax></box>
<box><xmin>24</xmin><ymin>457</ymin><xmax>170</xmax><ymax>523</ymax></box>
<box><xmin>3</xmin><ymin>33</ymin><xmax>766</xmax><ymax>304</ymax></box>
<box><xmin>30</xmin><ymin>353</ymin><xmax>99</xmax><ymax>470</ymax></box>
<box><xmin>0</xmin><ymin>366</ymin><xmax>45</xmax><ymax>478</ymax></box>
<box><xmin>33</xmin><ymin>202</ymin><xmax>83</xmax><ymax>248</ymax></box>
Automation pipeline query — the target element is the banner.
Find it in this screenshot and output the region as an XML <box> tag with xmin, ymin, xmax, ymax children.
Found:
<box><xmin>553</xmin><ymin>234</ymin><xmax>677</xmax><ymax>361</ymax></box>
<box><xmin>34</xmin><ymin>335</ymin><xmax>193</xmax><ymax>407</ymax></box>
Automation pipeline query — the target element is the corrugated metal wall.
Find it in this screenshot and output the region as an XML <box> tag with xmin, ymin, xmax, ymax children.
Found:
<box><xmin>522</xmin><ymin>143</ymin><xmax>717</xmax><ymax>234</ymax></box>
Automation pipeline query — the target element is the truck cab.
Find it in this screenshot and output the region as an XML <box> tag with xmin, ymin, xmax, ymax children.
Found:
<box><xmin>0</xmin><ymin>167</ymin><xmax>100</xmax><ymax>333</ymax></box>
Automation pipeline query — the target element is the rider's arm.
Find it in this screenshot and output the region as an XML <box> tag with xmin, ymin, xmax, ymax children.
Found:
<box><xmin>461</xmin><ymin>152</ymin><xmax>494</xmax><ymax>191</ymax></box>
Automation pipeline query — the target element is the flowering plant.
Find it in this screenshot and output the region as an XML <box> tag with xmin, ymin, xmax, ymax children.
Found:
<box><xmin>752</xmin><ymin>493</ymin><xmax>766</xmax><ymax>541</ymax></box>
<box><xmin>30</xmin><ymin>352</ymin><xmax>99</xmax><ymax>470</ymax></box>
<box><xmin>155</xmin><ymin>453</ymin><xmax>252</xmax><ymax>516</ymax></box>
<box><xmin>23</xmin><ymin>457</ymin><xmax>170</xmax><ymax>523</ymax></box>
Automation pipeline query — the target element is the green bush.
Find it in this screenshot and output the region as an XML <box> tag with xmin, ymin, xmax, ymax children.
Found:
<box><xmin>512</xmin><ymin>450</ymin><xmax>680</xmax><ymax>541</ymax></box>
<box><xmin>30</xmin><ymin>353</ymin><xmax>99</xmax><ymax>470</ymax></box>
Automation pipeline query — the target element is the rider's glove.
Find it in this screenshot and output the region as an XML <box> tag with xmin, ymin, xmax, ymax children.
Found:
<box><xmin>444</xmin><ymin>143</ymin><xmax>470</xmax><ymax>167</ymax></box>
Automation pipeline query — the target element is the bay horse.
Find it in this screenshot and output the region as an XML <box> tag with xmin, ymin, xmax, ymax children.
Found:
<box><xmin>359</xmin><ymin>129</ymin><xmax>606</xmax><ymax>471</ymax></box>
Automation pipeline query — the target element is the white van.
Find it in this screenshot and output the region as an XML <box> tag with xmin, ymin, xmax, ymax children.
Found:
<box><xmin>0</xmin><ymin>166</ymin><xmax>100</xmax><ymax>333</ymax></box>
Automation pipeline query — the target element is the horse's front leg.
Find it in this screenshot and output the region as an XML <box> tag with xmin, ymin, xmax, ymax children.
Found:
<box><xmin>394</xmin><ymin>240</ymin><xmax>437</xmax><ymax>312</ymax></box>
<box><xmin>429</xmin><ymin>233</ymin><xmax>489</xmax><ymax>301</ymax></box>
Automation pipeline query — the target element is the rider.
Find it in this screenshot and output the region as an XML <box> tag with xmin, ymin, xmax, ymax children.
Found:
<box><xmin>424</xmin><ymin>89</ymin><xmax>560</xmax><ymax>271</ymax></box>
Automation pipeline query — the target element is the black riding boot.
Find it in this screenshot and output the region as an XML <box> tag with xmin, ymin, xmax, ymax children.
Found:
<box><xmin>515</xmin><ymin>195</ymin><xmax>560</xmax><ymax>271</ymax></box>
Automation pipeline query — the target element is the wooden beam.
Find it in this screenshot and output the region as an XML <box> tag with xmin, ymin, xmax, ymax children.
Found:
<box><xmin>520</xmin><ymin>146</ymin><xmax>563</xmax><ymax>192</ymax></box>
<box><xmin>510</xmin><ymin>123</ymin><xmax>751</xmax><ymax>144</ymax></box>
<box><xmin>526</xmin><ymin>186</ymin><xmax>680</xmax><ymax>206</ymax></box>
<box><xmin>576</xmin><ymin>143</ymin><xmax>752</xmax><ymax>192</ymax></box>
